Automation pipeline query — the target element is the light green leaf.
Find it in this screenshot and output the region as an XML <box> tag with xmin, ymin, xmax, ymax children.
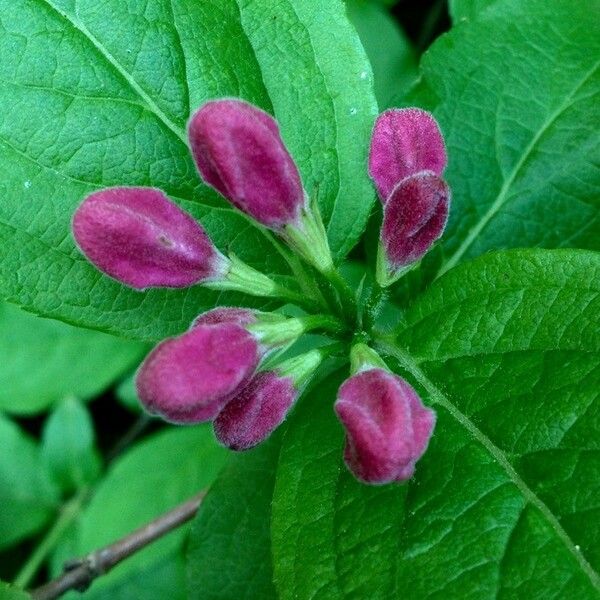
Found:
<box><xmin>0</xmin><ymin>302</ymin><xmax>147</xmax><ymax>414</ymax></box>
<box><xmin>41</xmin><ymin>397</ymin><xmax>102</xmax><ymax>494</ymax></box>
<box><xmin>54</xmin><ymin>426</ymin><xmax>227</xmax><ymax>600</ymax></box>
<box><xmin>0</xmin><ymin>581</ymin><xmax>30</xmax><ymax>600</ymax></box>
<box><xmin>271</xmin><ymin>249</ymin><xmax>600</xmax><ymax>598</ymax></box>
<box><xmin>187</xmin><ymin>437</ymin><xmax>281</xmax><ymax>600</ymax></box>
<box><xmin>346</xmin><ymin>0</ymin><xmax>417</xmax><ymax>107</ymax></box>
<box><xmin>407</xmin><ymin>0</ymin><xmax>600</xmax><ymax>279</ymax></box>
<box><xmin>0</xmin><ymin>0</ymin><xmax>377</xmax><ymax>340</ymax></box>
<box><xmin>115</xmin><ymin>372</ymin><xmax>141</xmax><ymax>413</ymax></box>
<box><xmin>0</xmin><ymin>415</ymin><xmax>60</xmax><ymax>549</ymax></box>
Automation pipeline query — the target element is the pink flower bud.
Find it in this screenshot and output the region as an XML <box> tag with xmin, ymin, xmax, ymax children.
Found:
<box><xmin>188</xmin><ymin>99</ymin><xmax>305</xmax><ymax>229</ymax></box>
<box><xmin>335</xmin><ymin>368</ymin><xmax>436</xmax><ymax>484</ymax></box>
<box><xmin>369</xmin><ymin>108</ymin><xmax>447</xmax><ymax>203</ymax></box>
<box><xmin>381</xmin><ymin>171</ymin><xmax>450</xmax><ymax>272</ymax></box>
<box><xmin>136</xmin><ymin>323</ymin><xmax>259</xmax><ymax>424</ymax></box>
<box><xmin>213</xmin><ymin>371</ymin><xmax>296</xmax><ymax>451</ymax></box>
<box><xmin>72</xmin><ymin>187</ymin><xmax>226</xmax><ymax>289</ymax></box>
<box><xmin>192</xmin><ymin>307</ymin><xmax>256</xmax><ymax>328</ymax></box>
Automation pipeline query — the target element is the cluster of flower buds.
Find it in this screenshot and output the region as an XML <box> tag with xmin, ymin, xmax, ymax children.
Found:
<box><xmin>137</xmin><ymin>306</ymin><xmax>337</xmax><ymax>448</ymax></box>
<box><xmin>71</xmin><ymin>96</ymin><xmax>445</xmax><ymax>485</ymax></box>
<box><xmin>335</xmin><ymin>344</ymin><xmax>436</xmax><ymax>484</ymax></box>
<box><xmin>369</xmin><ymin>108</ymin><xmax>451</xmax><ymax>287</ymax></box>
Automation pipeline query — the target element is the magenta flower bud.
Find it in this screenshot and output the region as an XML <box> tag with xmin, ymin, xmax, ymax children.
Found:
<box><xmin>188</xmin><ymin>99</ymin><xmax>305</xmax><ymax>229</ymax></box>
<box><xmin>213</xmin><ymin>371</ymin><xmax>296</xmax><ymax>451</ymax></box>
<box><xmin>335</xmin><ymin>368</ymin><xmax>436</xmax><ymax>484</ymax></box>
<box><xmin>380</xmin><ymin>171</ymin><xmax>450</xmax><ymax>277</ymax></box>
<box><xmin>369</xmin><ymin>108</ymin><xmax>447</xmax><ymax>203</ymax></box>
<box><xmin>136</xmin><ymin>323</ymin><xmax>259</xmax><ymax>424</ymax></box>
<box><xmin>192</xmin><ymin>307</ymin><xmax>256</xmax><ymax>328</ymax></box>
<box><xmin>72</xmin><ymin>187</ymin><xmax>226</xmax><ymax>289</ymax></box>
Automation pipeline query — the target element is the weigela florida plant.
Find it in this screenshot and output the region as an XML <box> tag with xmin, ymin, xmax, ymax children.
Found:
<box><xmin>72</xmin><ymin>99</ymin><xmax>449</xmax><ymax>485</ymax></box>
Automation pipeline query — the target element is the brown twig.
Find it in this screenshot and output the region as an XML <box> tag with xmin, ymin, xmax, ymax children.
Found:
<box><xmin>29</xmin><ymin>491</ymin><xmax>206</xmax><ymax>600</ymax></box>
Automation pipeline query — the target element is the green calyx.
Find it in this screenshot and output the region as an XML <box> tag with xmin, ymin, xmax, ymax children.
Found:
<box><xmin>349</xmin><ymin>343</ymin><xmax>389</xmax><ymax>374</ymax></box>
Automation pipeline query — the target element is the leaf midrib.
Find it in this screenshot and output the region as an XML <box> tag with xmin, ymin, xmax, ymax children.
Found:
<box><xmin>39</xmin><ymin>0</ymin><xmax>188</xmax><ymax>145</ymax></box>
<box><xmin>437</xmin><ymin>58</ymin><xmax>600</xmax><ymax>277</ymax></box>
<box><xmin>376</xmin><ymin>339</ymin><xmax>600</xmax><ymax>592</ymax></box>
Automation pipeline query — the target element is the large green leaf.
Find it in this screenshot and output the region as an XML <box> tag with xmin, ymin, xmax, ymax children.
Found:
<box><xmin>0</xmin><ymin>302</ymin><xmax>146</xmax><ymax>414</ymax></box>
<box><xmin>0</xmin><ymin>416</ymin><xmax>60</xmax><ymax>549</ymax></box>
<box><xmin>407</xmin><ymin>0</ymin><xmax>600</xmax><ymax>279</ymax></box>
<box><xmin>271</xmin><ymin>249</ymin><xmax>600</xmax><ymax>598</ymax></box>
<box><xmin>41</xmin><ymin>397</ymin><xmax>101</xmax><ymax>494</ymax></box>
<box><xmin>0</xmin><ymin>0</ymin><xmax>377</xmax><ymax>340</ymax></box>
<box><xmin>187</xmin><ymin>438</ymin><xmax>281</xmax><ymax>600</ymax></box>
<box><xmin>53</xmin><ymin>426</ymin><xmax>227</xmax><ymax>600</ymax></box>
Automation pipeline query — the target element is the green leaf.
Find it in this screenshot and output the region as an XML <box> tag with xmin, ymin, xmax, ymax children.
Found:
<box><xmin>187</xmin><ymin>437</ymin><xmax>281</xmax><ymax>600</ymax></box>
<box><xmin>0</xmin><ymin>581</ymin><xmax>30</xmax><ymax>600</ymax></box>
<box><xmin>41</xmin><ymin>397</ymin><xmax>102</xmax><ymax>494</ymax></box>
<box><xmin>54</xmin><ymin>426</ymin><xmax>227</xmax><ymax>600</ymax></box>
<box><xmin>0</xmin><ymin>416</ymin><xmax>60</xmax><ymax>549</ymax></box>
<box><xmin>0</xmin><ymin>0</ymin><xmax>377</xmax><ymax>339</ymax></box>
<box><xmin>271</xmin><ymin>249</ymin><xmax>600</xmax><ymax>598</ymax></box>
<box><xmin>407</xmin><ymin>0</ymin><xmax>600</xmax><ymax>279</ymax></box>
<box><xmin>346</xmin><ymin>0</ymin><xmax>417</xmax><ymax>107</ymax></box>
<box><xmin>115</xmin><ymin>372</ymin><xmax>142</xmax><ymax>413</ymax></box>
<box><xmin>448</xmin><ymin>0</ymin><xmax>497</xmax><ymax>21</ymax></box>
<box><xmin>0</xmin><ymin>302</ymin><xmax>147</xmax><ymax>414</ymax></box>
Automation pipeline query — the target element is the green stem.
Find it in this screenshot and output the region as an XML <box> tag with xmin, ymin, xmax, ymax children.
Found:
<box><xmin>14</xmin><ymin>489</ymin><xmax>89</xmax><ymax>589</ymax></box>
<box><xmin>264</xmin><ymin>231</ymin><xmax>329</xmax><ymax>312</ymax></box>
<box><xmin>362</xmin><ymin>284</ymin><xmax>388</xmax><ymax>332</ymax></box>
<box><xmin>322</xmin><ymin>268</ymin><xmax>358</xmax><ymax>326</ymax></box>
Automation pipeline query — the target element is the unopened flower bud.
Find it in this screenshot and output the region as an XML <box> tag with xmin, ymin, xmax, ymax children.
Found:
<box><xmin>192</xmin><ymin>306</ymin><xmax>256</xmax><ymax>328</ymax></box>
<box><xmin>136</xmin><ymin>322</ymin><xmax>259</xmax><ymax>424</ymax></box>
<box><xmin>378</xmin><ymin>171</ymin><xmax>450</xmax><ymax>286</ymax></box>
<box><xmin>213</xmin><ymin>372</ymin><xmax>296</xmax><ymax>451</ymax></box>
<box><xmin>214</xmin><ymin>348</ymin><xmax>326</xmax><ymax>450</ymax></box>
<box><xmin>72</xmin><ymin>187</ymin><xmax>227</xmax><ymax>289</ymax></box>
<box><xmin>368</xmin><ymin>108</ymin><xmax>447</xmax><ymax>203</ymax></box>
<box><xmin>335</xmin><ymin>368</ymin><xmax>436</xmax><ymax>484</ymax></box>
<box><xmin>189</xmin><ymin>99</ymin><xmax>305</xmax><ymax>230</ymax></box>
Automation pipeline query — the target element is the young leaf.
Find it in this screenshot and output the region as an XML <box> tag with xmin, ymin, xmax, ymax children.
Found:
<box><xmin>52</xmin><ymin>426</ymin><xmax>227</xmax><ymax>600</ymax></box>
<box><xmin>407</xmin><ymin>0</ymin><xmax>600</xmax><ymax>278</ymax></box>
<box><xmin>0</xmin><ymin>0</ymin><xmax>377</xmax><ymax>340</ymax></box>
<box><xmin>0</xmin><ymin>416</ymin><xmax>60</xmax><ymax>549</ymax></box>
<box><xmin>41</xmin><ymin>397</ymin><xmax>102</xmax><ymax>494</ymax></box>
<box><xmin>187</xmin><ymin>437</ymin><xmax>281</xmax><ymax>600</ymax></box>
<box><xmin>271</xmin><ymin>249</ymin><xmax>600</xmax><ymax>598</ymax></box>
<box><xmin>0</xmin><ymin>302</ymin><xmax>147</xmax><ymax>414</ymax></box>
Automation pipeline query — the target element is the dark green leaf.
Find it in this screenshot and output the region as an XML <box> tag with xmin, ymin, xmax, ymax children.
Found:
<box><xmin>187</xmin><ymin>438</ymin><xmax>281</xmax><ymax>600</ymax></box>
<box><xmin>0</xmin><ymin>416</ymin><xmax>60</xmax><ymax>549</ymax></box>
<box><xmin>54</xmin><ymin>426</ymin><xmax>227</xmax><ymax>600</ymax></box>
<box><xmin>272</xmin><ymin>372</ymin><xmax>409</xmax><ymax>600</ymax></box>
<box><xmin>407</xmin><ymin>0</ymin><xmax>600</xmax><ymax>279</ymax></box>
<box><xmin>271</xmin><ymin>249</ymin><xmax>600</xmax><ymax>598</ymax></box>
<box><xmin>0</xmin><ymin>0</ymin><xmax>377</xmax><ymax>340</ymax></box>
<box><xmin>0</xmin><ymin>302</ymin><xmax>146</xmax><ymax>414</ymax></box>
<box><xmin>41</xmin><ymin>397</ymin><xmax>102</xmax><ymax>494</ymax></box>
<box><xmin>346</xmin><ymin>0</ymin><xmax>417</xmax><ymax>107</ymax></box>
